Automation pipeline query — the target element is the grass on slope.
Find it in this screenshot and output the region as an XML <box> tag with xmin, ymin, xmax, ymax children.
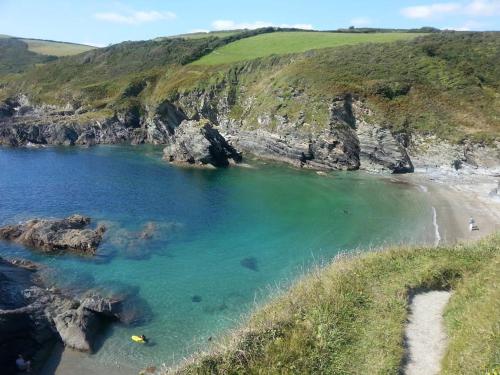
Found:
<box><xmin>192</xmin><ymin>32</ymin><xmax>425</xmax><ymax>65</ymax></box>
<box><xmin>167</xmin><ymin>234</ymin><xmax>500</xmax><ymax>375</ymax></box>
<box><xmin>167</xmin><ymin>31</ymin><xmax>243</xmax><ymax>40</ymax></box>
<box><xmin>0</xmin><ymin>38</ymin><xmax>57</xmax><ymax>74</ymax></box>
<box><xmin>21</xmin><ymin>38</ymin><xmax>95</xmax><ymax>56</ymax></box>
<box><xmin>0</xmin><ymin>37</ymin><xmax>95</xmax><ymax>75</ymax></box>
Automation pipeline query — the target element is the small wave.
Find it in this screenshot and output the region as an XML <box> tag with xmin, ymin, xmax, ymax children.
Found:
<box><xmin>418</xmin><ymin>184</ymin><xmax>428</xmax><ymax>193</ymax></box>
<box><xmin>432</xmin><ymin>207</ymin><xmax>441</xmax><ymax>247</ymax></box>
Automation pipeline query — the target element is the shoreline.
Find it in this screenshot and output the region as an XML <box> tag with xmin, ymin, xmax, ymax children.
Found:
<box><xmin>394</xmin><ymin>170</ymin><xmax>500</xmax><ymax>245</ymax></box>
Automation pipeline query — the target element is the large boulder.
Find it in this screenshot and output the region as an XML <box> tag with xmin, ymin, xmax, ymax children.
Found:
<box><xmin>53</xmin><ymin>305</ymin><xmax>100</xmax><ymax>352</ymax></box>
<box><xmin>80</xmin><ymin>294</ymin><xmax>123</xmax><ymax>319</ymax></box>
<box><xmin>0</xmin><ymin>214</ymin><xmax>106</xmax><ymax>255</ymax></box>
<box><xmin>163</xmin><ymin>120</ymin><xmax>242</xmax><ymax>167</ymax></box>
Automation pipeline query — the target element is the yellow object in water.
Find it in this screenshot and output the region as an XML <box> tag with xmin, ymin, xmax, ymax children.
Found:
<box><xmin>131</xmin><ymin>335</ymin><xmax>145</xmax><ymax>343</ymax></box>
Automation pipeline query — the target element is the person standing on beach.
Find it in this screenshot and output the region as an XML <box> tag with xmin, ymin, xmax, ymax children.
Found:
<box><xmin>469</xmin><ymin>217</ymin><xmax>477</xmax><ymax>231</ymax></box>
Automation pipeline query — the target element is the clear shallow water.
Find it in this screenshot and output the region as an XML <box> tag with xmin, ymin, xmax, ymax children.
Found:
<box><xmin>0</xmin><ymin>146</ymin><xmax>433</xmax><ymax>370</ymax></box>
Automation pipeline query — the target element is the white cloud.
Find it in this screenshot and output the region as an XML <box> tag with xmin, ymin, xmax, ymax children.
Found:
<box><xmin>465</xmin><ymin>0</ymin><xmax>500</xmax><ymax>15</ymax></box>
<box><xmin>401</xmin><ymin>2</ymin><xmax>460</xmax><ymax>19</ymax></box>
<box><xmin>211</xmin><ymin>20</ymin><xmax>313</xmax><ymax>31</ymax></box>
<box><xmin>94</xmin><ymin>10</ymin><xmax>176</xmax><ymax>24</ymax></box>
<box><xmin>349</xmin><ymin>17</ymin><xmax>372</xmax><ymax>27</ymax></box>
<box><xmin>401</xmin><ymin>0</ymin><xmax>500</xmax><ymax>19</ymax></box>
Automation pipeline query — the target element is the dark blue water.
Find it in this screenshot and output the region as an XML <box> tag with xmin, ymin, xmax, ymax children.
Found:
<box><xmin>0</xmin><ymin>145</ymin><xmax>433</xmax><ymax>370</ymax></box>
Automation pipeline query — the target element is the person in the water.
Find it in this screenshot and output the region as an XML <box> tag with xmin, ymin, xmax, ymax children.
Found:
<box><xmin>140</xmin><ymin>334</ymin><xmax>148</xmax><ymax>342</ymax></box>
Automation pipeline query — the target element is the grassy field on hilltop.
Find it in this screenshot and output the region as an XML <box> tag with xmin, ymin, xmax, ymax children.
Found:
<box><xmin>167</xmin><ymin>234</ymin><xmax>500</xmax><ymax>374</ymax></box>
<box><xmin>0</xmin><ymin>37</ymin><xmax>95</xmax><ymax>75</ymax></box>
<box><xmin>0</xmin><ymin>38</ymin><xmax>57</xmax><ymax>74</ymax></box>
<box><xmin>21</xmin><ymin>38</ymin><xmax>95</xmax><ymax>56</ymax></box>
<box><xmin>192</xmin><ymin>32</ymin><xmax>425</xmax><ymax>65</ymax></box>
<box><xmin>167</xmin><ymin>30</ymin><xmax>243</xmax><ymax>40</ymax></box>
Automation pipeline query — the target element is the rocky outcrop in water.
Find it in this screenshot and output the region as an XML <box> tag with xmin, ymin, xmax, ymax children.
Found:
<box><xmin>0</xmin><ymin>257</ymin><xmax>142</xmax><ymax>374</ymax></box>
<box><xmin>0</xmin><ymin>214</ymin><xmax>106</xmax><ymax>255</ymax></box>
<box><xmin>163</xmin><ymin>120</ymin><xmax>242</xmax><ymax>167</ymax></box>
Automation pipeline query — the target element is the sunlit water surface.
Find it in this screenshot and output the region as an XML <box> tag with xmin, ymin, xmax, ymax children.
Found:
<box><xmin>0</xmin><ymin>146</ymin><xmax>433</xmax><ymax>370</ymax></box>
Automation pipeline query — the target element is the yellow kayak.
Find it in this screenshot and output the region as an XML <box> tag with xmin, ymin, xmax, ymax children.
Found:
<box><xmin>131</xmin><ymin>335</ymin><xmax>145</xmax><ymax>343</ymax></box>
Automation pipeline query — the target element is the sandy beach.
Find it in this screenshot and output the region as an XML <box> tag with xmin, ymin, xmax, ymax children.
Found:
<box><xmin>40</xmin><ymin>343</ymin><xmax>139</xmax><ymax>375</ymax></box>
<box><xmin>397</xmin><ymin>169</ymin><xmax>500</xmax><ymax>245</ymax></box>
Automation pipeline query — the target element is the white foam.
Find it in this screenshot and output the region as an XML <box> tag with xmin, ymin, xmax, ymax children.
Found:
<box><xmin>432</xmin><ymin>207</ymin><xmax>441</xmax><ymax>247</ymax></box>
<box><xmin>418</xmin><ymin>184</ymin><xmax>428</xmax><ymax>193</ymax></box>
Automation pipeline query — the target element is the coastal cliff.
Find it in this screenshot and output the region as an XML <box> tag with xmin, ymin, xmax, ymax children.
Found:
<box><xmin>0</xmin><ymin>31</ymin><xmax>498</xmax><ymax>171</ymax></box>
<box><xmin>0</xmin><ymin>91</ymin><xmax>496</xmax><ymax>172</ymax></box>
<box><xmin>0</xmin><ymin>92</ymin><xmax>468</xmax><ymax>172</ymax></box>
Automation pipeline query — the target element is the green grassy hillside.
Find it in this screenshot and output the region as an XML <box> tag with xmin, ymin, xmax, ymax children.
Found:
<box><xmin>167</xmin><ymin>234</ymin><xmax>500</xmax><ymax>375</ymax></box>
<box><xmin>1</xmin><ymin>31</ymin><xmax>499</xmax><ymax>143</ymax></box>
<box><xmin>20</xmin><ymin>38</ymin><xmax>95</xmax><ymax>56</ymax></box>
<box><xmin>0</xmin><ymin>36</ymin><xmax>95</xmax><ymax>75</ymax></box>
<box><xmin>0</xmin><ymin>38</ymin><xmax>57</xmax><ymax>74</ymax></box>
<box><xmin>192</xmin><ymin>31</ymin><xmax>424</xmax><ymax>65</ymax></box>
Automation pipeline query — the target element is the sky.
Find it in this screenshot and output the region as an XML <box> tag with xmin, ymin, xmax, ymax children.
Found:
<box><xmin>0</xmin><ymin>0</ymin><xmax>499</xmax><ymax>46</ymax></box>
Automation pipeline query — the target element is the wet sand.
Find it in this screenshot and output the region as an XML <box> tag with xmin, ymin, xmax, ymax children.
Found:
<box><xmin>39</xmin><ymin>343</ymin><xmax>139</xmax><ymax>375</ymax></box>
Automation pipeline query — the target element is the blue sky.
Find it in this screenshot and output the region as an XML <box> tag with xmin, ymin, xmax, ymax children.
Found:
<box><xmin>1</xmin><ymin>0</ymin><xmax>499</xmax><ymax>46</ymax></box>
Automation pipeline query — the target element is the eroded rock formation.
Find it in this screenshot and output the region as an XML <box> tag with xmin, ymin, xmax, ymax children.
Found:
<box><xmin>0</xmin><ymin>214</ymin><xmax>106</xmax><ymax>255</ymax></box>
<box><xmin>0</xmin><ymin>90</ymin><xmax>478</xmax><ymax>173</ymax></box>
<box><xmin>163</xmin><ymin>120</ymin><xmax>242</xmax><ymax>167</ymax></box>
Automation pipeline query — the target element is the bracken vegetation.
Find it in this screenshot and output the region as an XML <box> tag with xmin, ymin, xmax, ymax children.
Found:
<box><xmin>163</xmin><ymin>234</ymin><xmax>499</xmax><ymax>375</ymax></box>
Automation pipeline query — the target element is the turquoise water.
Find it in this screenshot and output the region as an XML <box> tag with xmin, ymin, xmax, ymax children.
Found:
<box><xmin>0</xmin><ymin>146</ymin><xmax>433</xmax><ymax>370</ymax></box>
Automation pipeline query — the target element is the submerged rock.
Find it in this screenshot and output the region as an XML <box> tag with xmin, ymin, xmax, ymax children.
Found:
<box><xmin>104</xmin><ymin>220</ymin><xmax>181</xmax><ymax>260</ymax></box>
<box><xmin>163</xmin><ymin>120</ymin><xmax>242</xmax><ymax>167</ymax></box>
<box><xmin>240</xmin><ymin>257</ymin><xmax>259</xmax><ymax>271</ymax></box>
<box><xmin>0</xmin><ymin>214</ymin><xmax>106</xmax><ymax>255</ymax></box>
<box><xmin>191</xmin><ymin>295</ymin><xmax>202</xmax><ymax>303</ymax></box>
<box><xmin>138</xmin><ymin>221</ymin><xmax>157</xmax><ymax>240</ymax></box>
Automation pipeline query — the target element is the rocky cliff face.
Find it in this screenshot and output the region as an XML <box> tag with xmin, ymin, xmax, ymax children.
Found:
<box><xmin>352</xmin><ymin>101</ymin><xmax>413</xmax><ymax>173</ymax></box>
<box><xmin>163</xmin><ymin>120</ymin><xmax>242</xmax><ymax>167</ymax></box>
<box><xmin>0</xmin><ymin>90</ymin><xmax>485</xmax><ymax>173</ymax></box>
